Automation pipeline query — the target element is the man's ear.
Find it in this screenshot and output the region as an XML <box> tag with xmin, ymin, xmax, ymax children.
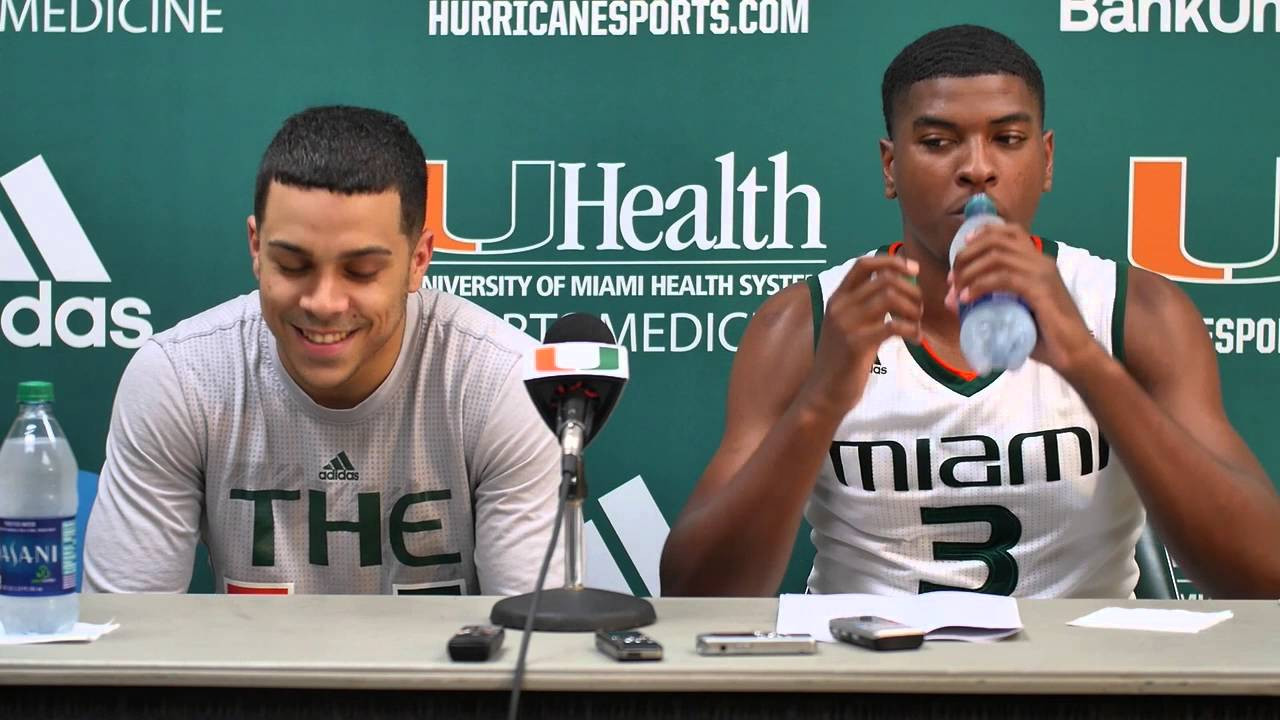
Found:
<box><xmin>408</xmin><ymin>227</ymin><xmax>433</xmax><ymax>291</ymax></box>
<box><xmin>248</xmin><ymin>215</ymin><xmax>261</xmax><ymax>280</ymax></box>
<box><xmin>879</xmin><ymin>138</ymin><xmax>897</xmax><ymax>199</ymax></box>
<box><xmin>1042</xmin><ymin>129</ymin><xmax>1055</xmax><ymax>193</ymax></box>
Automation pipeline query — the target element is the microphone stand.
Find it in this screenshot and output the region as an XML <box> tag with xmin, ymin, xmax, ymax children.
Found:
<box><xmin>561</xmin><ymin>420</ymin><xmax>588</xmax><ymax>590</ymax></box>
<box><xmin>490</xmin><ymin>418</ymin><xmax>656</xmax><ymax>631</ymax></box>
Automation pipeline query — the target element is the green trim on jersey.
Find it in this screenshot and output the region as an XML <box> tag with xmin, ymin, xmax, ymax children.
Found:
<box><xmin>904</xmin><ymin>342</ymin><xmax>1004</xmax><ymax>397</ymax></box>
<box><xmin>897</xmin><ymin>238</ymin><xmax>1056</xmax><ymax>398</ymax></box>
<box><xmin>1112</xmin><ymin>262</ymin><xmax>1129</xmax><ymax>363</ymax></box>
<box><xmin>805</xmin><ymin>274</ymin><xmax>824</xmax><ymax>351</ymax></box>
<box><xmin>815</xmin><ymin>240</ymin><xmax>1060</xmax><ymax>398</ymax></box>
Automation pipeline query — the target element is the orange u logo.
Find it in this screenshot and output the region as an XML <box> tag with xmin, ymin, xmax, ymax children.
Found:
<box><xmin>1128</xmin><ymin>157</ymin><xmax>1280</xmax><ymax>285</ymax></box>
<box><xmin>423</xmin><ymin>160</ymin><xmax>557</xmax><ymax>256</ymax></box>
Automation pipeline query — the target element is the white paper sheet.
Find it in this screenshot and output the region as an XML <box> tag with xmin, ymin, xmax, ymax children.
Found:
<box><xmin>776</xmin><ymin>591</ymin><xmax>1022</xmax><ymax>643</ymax></box>
<box><xmin>0</xmin><ymin>621</ymin><xmax>120</xmax><ymax>645</ymax></box>
<box><xmin>1067</xmin><ymin>607</ymin><xmax>1233</xmax><ymax>634</ymax></box>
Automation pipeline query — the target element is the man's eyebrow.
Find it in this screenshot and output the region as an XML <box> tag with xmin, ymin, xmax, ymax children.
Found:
<box><xmin>266</xmin><ymin>239</ymin><xmax>308</xmax><ymax>255</ymax></box>
<box><xmin>336</xmin><ymin>246</ymin><xmax>393</xmax><ymax>260</ymax></box>
<box><xmin>265</xmin><ymin>240</ymin><xmax>393</xmax><ymax>259</ymax></box>
<box><xmin>912</xmin><ymin>115</ymin><xmax>957</xmax><ymax>131</ymax></box>
<box><xmin>990</xmin><ymin>112</ymin><xmax>1034</xmax><ymax>125</ymax></box>
<box><xmin>911</xmin><ymin>112</ymin><xmax>1034</xmax><ymax>131</ymax></box>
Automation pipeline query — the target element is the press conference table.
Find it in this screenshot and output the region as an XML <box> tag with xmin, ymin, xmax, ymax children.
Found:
<box><xmin>2</xmin><ymin>595</ymin><xmax>1278</xmax><ymax>719</ymax></box>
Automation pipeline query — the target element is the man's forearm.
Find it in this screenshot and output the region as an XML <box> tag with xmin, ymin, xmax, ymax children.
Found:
<box><xmin>661</xmin><ymin>399</ymin><xmax>845</xmax><ymax>596</ymax></box>
<box><xmin>1063</xmin><ymin>351</ymin><xmax>1280</xmax><ymax>597</ymax></box>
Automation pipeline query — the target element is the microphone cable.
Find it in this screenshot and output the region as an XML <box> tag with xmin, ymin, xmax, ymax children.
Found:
<box><xmin>506</xmin><ymin>464</ymin><xmax>570</xmax><ymax>720</ymax></box>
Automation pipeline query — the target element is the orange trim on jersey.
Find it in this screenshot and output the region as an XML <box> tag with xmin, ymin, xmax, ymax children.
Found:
<box><xmin>886</xmin><ymin>234</ymin><xmax>1039</xmax><ymax>384</ymax></box>
<box><xmin>920</xmin><ymin>338</ymin><xmax>978</xmax><ymax>382</ymax></box>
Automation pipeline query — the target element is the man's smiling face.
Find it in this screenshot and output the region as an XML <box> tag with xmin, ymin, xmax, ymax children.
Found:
<box><xmin>248</xmin><ymin>181</ymin><xmax>430</xmax><ymax>408</ymax></box>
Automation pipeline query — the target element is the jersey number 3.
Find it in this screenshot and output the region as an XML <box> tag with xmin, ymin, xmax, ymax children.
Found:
<box><xmin>918</xmin><ymin>505</ymin><xmax>1022</xmax><ymax>595</ymax></box>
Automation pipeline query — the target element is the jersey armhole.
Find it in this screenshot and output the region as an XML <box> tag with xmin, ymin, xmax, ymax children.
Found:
<box><xmin>805</xmin><ymin>275</ymin><xmax>823</xmax><ymax>351</ymax></box>
<box><xmin>1111</xmin><ymin>262</ymin><xmax>1129</xmax><ymax>363</ymax></box>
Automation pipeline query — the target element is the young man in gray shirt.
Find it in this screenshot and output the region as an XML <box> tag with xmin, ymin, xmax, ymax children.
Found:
<box><xmin>84</xmin><ymin>106</ymin><xmax>563</xmax><ymax>595</ymax></box>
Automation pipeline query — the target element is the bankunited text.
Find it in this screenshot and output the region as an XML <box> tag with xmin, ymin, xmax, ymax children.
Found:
<box><xmin>1061</xmin><ymin>0</ymin><xmax>1280</xmax><ymax>32</ymax></box>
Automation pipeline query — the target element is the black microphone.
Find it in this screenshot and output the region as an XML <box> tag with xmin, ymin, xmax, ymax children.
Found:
<box><xmin>523</xmin><ymin>314</ymin><xmax>629</xmax><ymax>463</ymax></box>
<box><xmin>491</xmin><ymin>313</ymin><xmax>654</xmax><ymax>636</ymax></box>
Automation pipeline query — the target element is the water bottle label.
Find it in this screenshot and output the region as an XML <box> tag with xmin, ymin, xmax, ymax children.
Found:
<box><xmin>0</xmin><ymin>517</ymin><xmax>76</xmax><ymax>597</ymax></box>
<box><xmin>958</xmin><ymin>292</ymin><xmax>1032</xmax><ymax>322</ymax></box>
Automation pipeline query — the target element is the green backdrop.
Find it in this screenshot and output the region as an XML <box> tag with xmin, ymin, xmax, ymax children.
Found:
<box><xmin>2</xmin><ymin>1</ymin><xmax>1277</xmax><ymax>599</ymax></box>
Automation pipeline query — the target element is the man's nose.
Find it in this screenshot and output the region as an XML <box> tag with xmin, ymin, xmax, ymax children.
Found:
<box><xmin>298</xmin><ymin>272</ymin><xmax>350</xmax><ymax>319</ymax></box>
<box><xmin>957</xmin><ymin>138</ymin><xmax>997</xmax><ymax>192</ymax></box>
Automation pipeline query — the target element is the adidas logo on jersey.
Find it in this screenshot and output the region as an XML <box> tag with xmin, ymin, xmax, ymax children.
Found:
<box><xmin>871</xmin><ymin>355</ymin><xmax>887</xmax><ymax>375</ymax></box>
<box><xmin>318</xmin><ymin>452</ymin><xmax>359</xmax><ymax>481</ymax></box>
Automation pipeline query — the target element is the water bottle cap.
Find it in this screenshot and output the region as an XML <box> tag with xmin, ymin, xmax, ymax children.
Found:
<box><xmin>17</xmin><ymin>380</ymin><xmax>54</xmax><ymax>404</ymax></box>
<box><xmin>964</xmin><ymin>194</ymin><xmax>998</xmax><ymax>219</ymax></box>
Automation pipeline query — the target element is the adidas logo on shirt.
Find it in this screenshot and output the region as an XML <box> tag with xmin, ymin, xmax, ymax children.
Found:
<box><xmin>318</xmin><ymin>451</ymin><xmax>360</xmax><ymax>481</ymax></box>
<box><xmin>871</xmin><ymin>355</ymin><xmax>888</xmax><ymax>375</ymax></box>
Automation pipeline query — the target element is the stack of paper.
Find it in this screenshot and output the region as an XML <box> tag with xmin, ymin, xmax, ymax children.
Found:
<box><xmin>776</xmin><ymin>591</ymin><xmax>1022</xmax><ymax>643</ymax></box>
<box><xmin>1067</xmin><ymin>607</ymin><xmax>1233</xmax><ymax>633</ymax></box>
<box><xmin>0</xmin><ymin>621</ymin><xmax>120</xmax><ymax>645</ymax></box>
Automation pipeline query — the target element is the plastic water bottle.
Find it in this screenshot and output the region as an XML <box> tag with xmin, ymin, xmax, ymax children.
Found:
<box><xmin>948</xmin><ymin>194</ymin><xmax>1038</xmax><ymax>375</ymax></box>
<box><xmin>0</xmin><ymin>381</ymin><xmax>79</xmax><ymax>635</ymax></box>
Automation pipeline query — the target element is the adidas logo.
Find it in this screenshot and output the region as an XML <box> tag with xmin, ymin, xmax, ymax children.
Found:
<box><xmin>870</xmin><ymin>355</ymin><xmax>888</xmax><ymax>375</ymax></box>
<box><xmin>1</xmin><ymin>155</ymin><xmax>152</xmax><ymax>349</ymax></box>
<box><xmin>584</xmin><ymin>475</ymin><xmax>669</xmax><ymax>598</ymax></box>
<box><xmin>318</xmin><ymin>452</ymin><xmax>360</xmax><ymax>481</ymax></box>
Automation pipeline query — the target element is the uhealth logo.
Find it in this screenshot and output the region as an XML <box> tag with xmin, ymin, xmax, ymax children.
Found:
<box><xmin>1</xmin><ymin>156</ymin><xmax>152</xmax><ymax>348</ymax></box>
<box><xmin>424</xmin><ymin>152</ymin><xmax>826</xmax><ymax>256</ymax></box>
<box><xmin>1128</xmin><ymin>157</ymin><xmax>1280</xmax><ymax>284</ymax></box>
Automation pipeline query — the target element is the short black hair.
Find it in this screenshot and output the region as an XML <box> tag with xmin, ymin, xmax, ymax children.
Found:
<box><xmin>254</xmin><ymin>105</ymin><xmax>426</xmax><ymax>237</ymax></box>
<box><xmin>881</xmin><ymin>25</ymin><xmax>1045</xmax><ymax>138</ymax></box>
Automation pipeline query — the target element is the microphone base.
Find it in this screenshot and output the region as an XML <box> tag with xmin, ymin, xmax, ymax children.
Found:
<box><xmin>490</xmin><ymin>587</ymin><xmax>656</xmax><ymax>632</ymax></box>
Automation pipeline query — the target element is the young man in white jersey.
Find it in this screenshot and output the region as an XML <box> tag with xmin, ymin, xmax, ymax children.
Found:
<box><xmin>660</xmin><ymin>26</ymin><xmax>1280</xmax><ymax>598</ymax></box>
<box><xmin>84</xmin><ymin>106</ymin><xmax>563</xmax><ymax>595</ymax></box>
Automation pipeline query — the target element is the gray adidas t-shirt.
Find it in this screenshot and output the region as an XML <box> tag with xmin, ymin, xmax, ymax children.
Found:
<box><xmin>84</xmin><ymin>289</ymin><xmax>564</xmax><ymax>595</ymax></box>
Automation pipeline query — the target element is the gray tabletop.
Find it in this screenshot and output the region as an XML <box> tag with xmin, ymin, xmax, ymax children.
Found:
<box><xmin>1</xmin><ymin>595</ymin><xmax>1277</xmax><ymax>695</ymax></box>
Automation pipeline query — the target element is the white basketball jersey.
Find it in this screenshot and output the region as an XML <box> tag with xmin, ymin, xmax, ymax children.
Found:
<box><xmin>804</xmin><ymin>239</ymin><xmax>1145</xmax><ymax>598</ymax></box>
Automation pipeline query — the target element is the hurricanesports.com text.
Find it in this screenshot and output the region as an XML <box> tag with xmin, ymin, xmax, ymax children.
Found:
<box><xmin>428</xmin><ymin>0</ymin><xmax>809</xmax><ymax>37</ymax></box>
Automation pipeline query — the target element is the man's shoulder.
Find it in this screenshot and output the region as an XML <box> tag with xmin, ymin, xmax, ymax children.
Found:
<box><xmin>813</xmin><ymin>248</ymin><xmax>882</xmax><ymax>294</ymax></box>
<box><xmin>110</xmin><ymin>295</ymin><xmax>264</xmax><ymax>443</ymax></box>
<box><xmin>1045</xmin><ymin>238</ymin><xmax>1117</xmax><ymax>269</ymax></box>
<box><xmin>409</xmin><ymin>289</ymin><xmax>540</xmax><ymax>445</ymax></box>
<box><xmin>142</xmin><ymin>292</ymin><xmax>265</xmax><ymax>383</ymax></box>
<box><xmin>150</xmin><ymin>291</ymin><xmax>263</xmax><ymax>349</ymax></box>
<box><xmin>414</xmin><ymin>288</ymin><xmax>535</xmax><ymax>360</ymax></box>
